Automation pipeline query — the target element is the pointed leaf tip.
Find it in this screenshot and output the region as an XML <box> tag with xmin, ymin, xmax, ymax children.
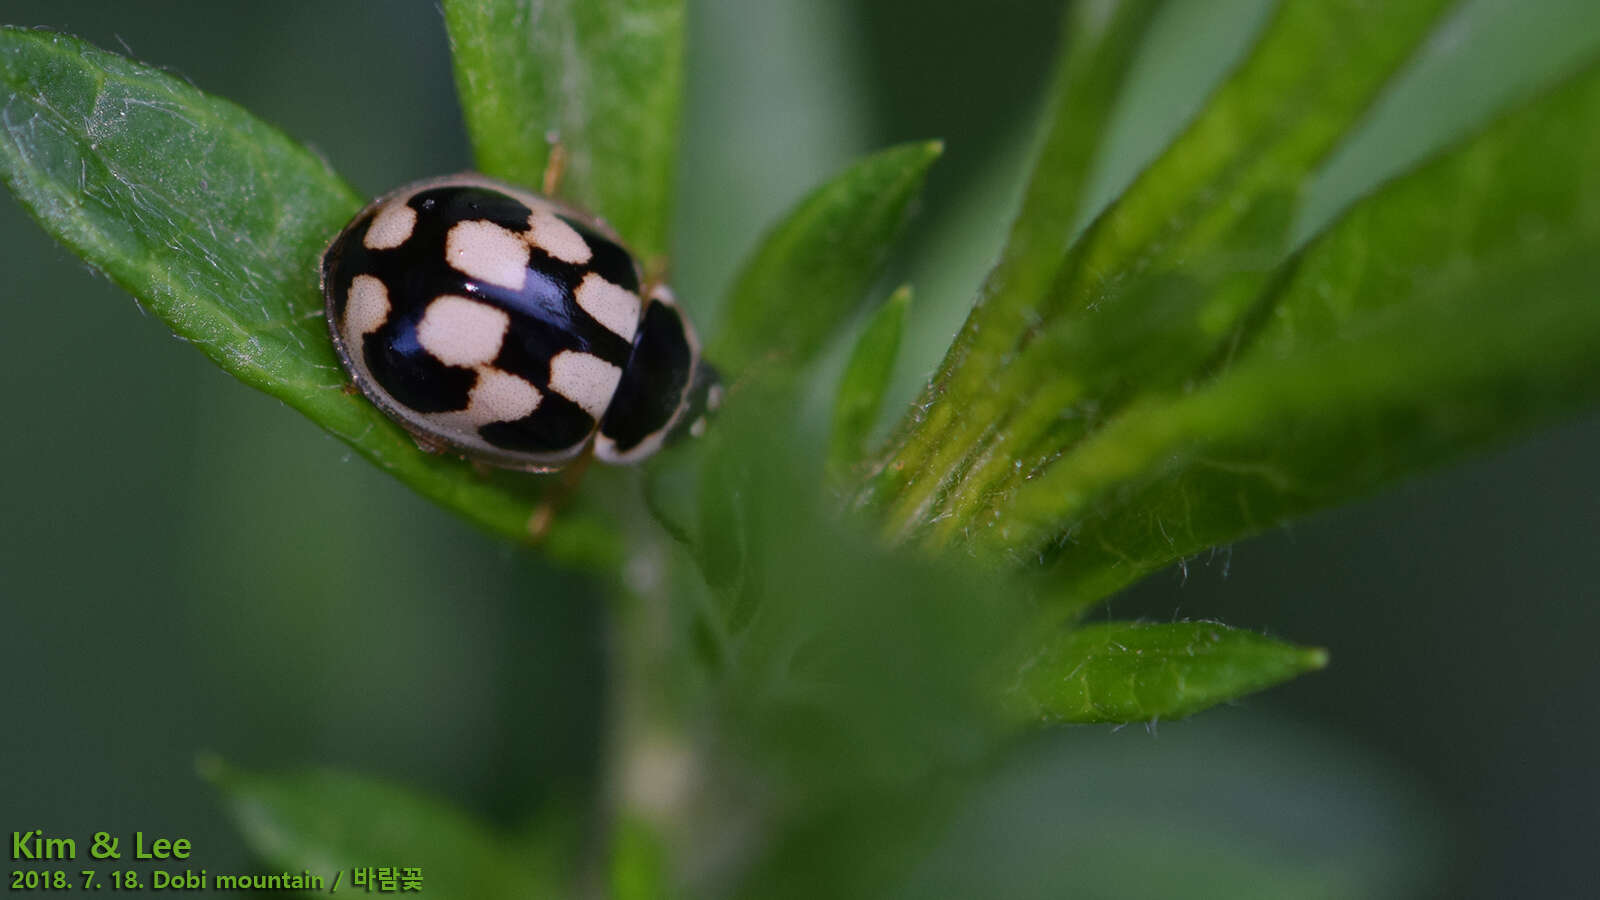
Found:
<box><xmin>829</xmin><ymin>285</ymin><xmax>913</xmax><ymax>482</ymax></box>
<box><xmin>714</xmin><ymin>141</ymin><xmax>942</xmax><ymax>374</ymax></box>
<box><xmin>1014</xmin><ymin>621</ymin><xmax>1326</xmax><ymax>725</ymax></box>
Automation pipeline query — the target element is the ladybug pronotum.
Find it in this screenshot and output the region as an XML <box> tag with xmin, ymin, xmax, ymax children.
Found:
<box><xmin>321</xmin><ymin>173</ymin><xmax>720</xmax><ymax>471</ymax></box>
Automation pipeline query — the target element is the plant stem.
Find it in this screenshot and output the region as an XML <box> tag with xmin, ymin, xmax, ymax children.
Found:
<box><xmin>592</xmin><ymin>538</ymin><xmax>699</xmax><ymax>899</ymax></box>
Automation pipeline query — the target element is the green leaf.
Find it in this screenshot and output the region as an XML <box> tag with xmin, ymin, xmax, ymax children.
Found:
<box><xmin>443</xmin><ymin>0</ymin><xmax>684</xmax><ymax>261</ymax></box>
<box><xmin>1013</xmin><ymin>622</ymin><xmax>1326</xmax><ymax>724</ymax></box>
<box><xmin>691</xmin><ymin>384</ymin><xmax>1023</xmax><ymax>804</ymax></box>
<box><xmin>200</xmin><ymin>757</ymin><xmax>554</xmax><ymax>898</ymax></box>
<box><xmin>0</xmin><ymin>28</ymin><xmax>613</xmax><ymax>559</ymax></box>
<box><xmin>871</xmin><ymin>0</ymin><xmax>1165</xmax><ymax>503</ymax></box>
<box><xmin>827</xmin><ymin>285</ymin><xmax>911</xmax><ymax>482</ymax></box>
<box><xmin>990</xmin><ymin>60</ymin><xmax>1600</xmax><ymax>604</ymax></box>
<box><xmin>712</xmin><ymin>141</ymin><xmax>942</xmax><ymax>374</ymax></box>
<box><xmin>874</xmin><ymin>0</ymin><xmax>1458</xmax><ymax>541</ymax></box>
<box><xmin>610</xmin><ymin>817</ymin><xmax>671</xmax><ymax>900</ymax></box>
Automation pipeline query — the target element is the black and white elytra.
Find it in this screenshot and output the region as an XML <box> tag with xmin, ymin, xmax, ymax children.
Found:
<box><xmin>321</xmin><ymin>173</ymin><xmax>721</xmax><ymax>471</ymax></box>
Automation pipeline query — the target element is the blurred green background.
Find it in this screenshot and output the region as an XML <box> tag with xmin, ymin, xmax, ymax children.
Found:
<box><xmin>3</xmin><ymin>1</ymin><xmax>1597</xmax><ymax>897</ymax></box>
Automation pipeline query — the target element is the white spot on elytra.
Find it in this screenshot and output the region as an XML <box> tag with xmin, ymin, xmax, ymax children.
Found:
<box><xmin>419</xmin><ymin>369</ymin><xmax>543</xmax><ymax>443</ymax></box>
<box><xmin>527</xmin><ymin>211</ymin><xmax>592</xmax><ymax>264</ymax></box>
<box><xmin>574</xmin><ymin>273</ymin><xmax>641</xmax><ymax>341</ymax></box>
<box><xmin>690</xmin><ymin>416</ymin><xmax>707</xmax><ymax>438</ymax></box>
<box><xmin>363</xmin><ymin>202</ymin><xmax>417</xmax><ymax>249</ymax></box>
<box><xmin>345</xmin><ymin>275</ymin><xmax>390</xmax><ymax>338</ymax></box>
<box><xmin>417</xmin><ymin>295</ymin><xmax>510</xmax><ymax>367</ymax></box>
<box><xmin>446</xmin><ymin>220</ymin><xmax>528</xmax><ymax>290</ymax></box>
<box><xmin>467</xmin><ymin>368</ymin><xmax>541</xmax><ymax>424</ymax></box>
<box><xmin>706</xmin><ymin>384</ymin><xmax>724</xmax><ymax>412</ymax></box>
<box><xmin>548</xmin><ymin>350</ymin><xmax>622</xmax><ymax>418</ymax></box>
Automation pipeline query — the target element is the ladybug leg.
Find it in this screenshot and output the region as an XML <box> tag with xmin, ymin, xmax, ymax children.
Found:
<box><xmin>409</xmin><ymin>431</ymin><xmax>448</xmax><ymax>455</ymax></box>
<box><xmin>527</xmin><ymin>443</ymin><xmax>595</xmax><ymax>542</ymax></box>
<box><xmin>541</xmin><ymin>140</ymin><xmax>568</xmax><ymax>196</ymax></box>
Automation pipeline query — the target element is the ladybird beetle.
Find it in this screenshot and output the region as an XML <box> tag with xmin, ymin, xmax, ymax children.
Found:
<box><xmin>321</xmin><ymin>173</ymin><xmax>720</xmax><ymax>471</ymax></box>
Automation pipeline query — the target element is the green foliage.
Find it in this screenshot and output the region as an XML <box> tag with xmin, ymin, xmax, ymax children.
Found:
<box><xmin>443</xmin><ymin>0</ymin><xmax>684</xmax><ymax>261</ymax></box>
<box><xmin>877</xmin><ymin>0</ymin><xmax>1163</xmax><ymax>499</ymax></box>
<box><xmin>873</xmin><ymin>0</ymin><xmax>1457</xmax><ymax>540</ymax></box>
<box><xmin>712</xmin><ymin>141</ymin><xmax>942</xmax><ymax>374</ymax></box>
<box><xmin>992</xmin><ymin>58</ymin><xmax>1600</xmax><ymax>603</ymax></box>
<box><xmin>609</xmin><ymin>817</ymin><xmax>671</xmax><ymax>900</ymax></box>
<box><xmin>859</xmin><ymin>0</ymin><xmax>1600</xmax><ymax>622</ymax></box>
<box><xmin>698</xmin><ymin>387</ymin><xmax>1023</xmax><ymax>800</ymax></box>
<box><xmin>828</xmin><ymin>285</ymin><xmax>911</xmax><ymax>482</ymax></box>
<box><xmin>0</xmin><ymin>26</ymin><xmax>615</xmax><ymax>562</ymax></box>
<box><xmin>1014</xmin><ymin>622</ymin><xmax>1327</xmax><ymax>724</ymax></box>
<box><xmin>5</xmin><ymin>0</ymin><xmax>1600</xmax><ymax>896</ymax></box>
<box><xmin>201</xmin><ymin>757</ymin><xmax>557</xmax><ymax>898</ymax></box>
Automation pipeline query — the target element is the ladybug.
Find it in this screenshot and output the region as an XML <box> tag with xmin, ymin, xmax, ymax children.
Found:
<box><xmin>321</xmin><ymin>173</ymin><xmax>720</xmax><ymax>471</ymax></box>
